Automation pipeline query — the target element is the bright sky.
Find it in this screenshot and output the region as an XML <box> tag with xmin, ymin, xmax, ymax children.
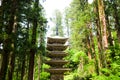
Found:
<box><xmin>42</xmin><ymin>0</ymin><xmax>73</xmax><ymax>36</ymax></box>
<box><xmin>0</xmin><ymin>1</ymin><xmax>1</xmax><ymax>6</ymax></box>
<box><xmin>42</xmin><ymin>0</ymin><xmax>93</xmax><ymax>18</ymax></box>
<box><xmin>42</xmin><ymin>0</ymin><xmax>72</xmax><ymax>20</ymax></box>
<box><xmin>42</xmin><ymin>0</ymin><xmax>93</xmax><ymax>36</ymax></box>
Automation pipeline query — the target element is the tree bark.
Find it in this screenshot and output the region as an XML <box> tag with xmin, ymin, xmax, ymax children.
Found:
<box><xmin>0</xmin><ymin>3</ymin><xmax>3</xmax><ymax>44</ymax></box>
<box><xmin>8</xmin><ymin>0</ymin><xmax>18</xmax><ymax>80</ymax></box>
<box><xmin>28</xmin><ymin>19</ymin><xmax>37</xmax><ymax>80</ymax></box>
<box><xmin>0</xmin><ymin>1</ymin><xmax>3</xmax><ymax>71</ymax></box>
<box><xmin>0</xmin><ymin>0</ymin><xmax>16</xmax><ymax>80</ymax></box>
<box><xmin>8</xmin><ymin>52</ymin><xmax>15</xmax><ymax>80</ymax></box>
<box><xmin>21</xmin><ymin>57</ymin><xmax>25</xmax><ymax>80</ymax></box>
<box><xmin>21</xmin><ymin>21</ymin><xmax>29</xmax><ymax>80</ymax></box>
<box><xmin>94</xmin><ymin>0</ymin><xmax>102</xmax><ymax>75</ymax></box>
<box><xmin>38</xmin><ymin>55</ymin><xmax>41</xmax><ymax>80</ymax></box>
<box><xmin>86</xmin><ymin>35</ymin><xmax>92</xmax><ymax>60</ymax></box>
<box><xmin>28</xmin><ymin>0</ymin><xmax>39</xmax><ymax>79</ymax></box>
<box><xmin>97</xmin><ymin>0</ymin><xmax>108</xmax><ymax>68</ymax></box>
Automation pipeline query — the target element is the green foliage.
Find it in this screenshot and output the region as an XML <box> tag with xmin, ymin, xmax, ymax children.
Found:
<box><xmin>1</xmin><ymin>0</ymin><xmax>120</xmax><ymax>79</ymax></box>
<box><xmin>65</xmin><ymin>49</ymin><xmax>94</xmax><ymax>80</ymax></box>
<box><xmin>40</xmin><ymin>64</ymin><xmax>50</xmax><ymax>80</ymax></box>
<box><xmin>66</xmin><ymin>0</ymin><xmax>94</xmax><ymax>51</ymax></box>
<box><xmin>0</xmin><ymin>0</ymin><xmax>47</xmax><ymax>80</ymax></box>
<box><xmin>64</xmin><ymin>0</ymin><xmax>120</xmax><ymax>80</ymax></box>
<box><xmin>65</xmin><ymin>72</ymin><xmax>84</xmax><ymax>80</ymax></box>
<box><xmin>40</xmin><ymin>71</ymin><xmax>50</xmax><ymax>80</ymax></box>
<box><xmin>65</xmin><ymin>49</ymin><xmax>87</xmax><ymax>70</ymax></box>
<box><xmin>92</xmin><ymin>74</ymin><xmax>120</xmax><ymax>80</ymax></box>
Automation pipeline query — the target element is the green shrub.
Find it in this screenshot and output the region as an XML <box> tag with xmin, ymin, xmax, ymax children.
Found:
<box><xmin>40</xmin><ymin>71</ymin><xmax>50</xmax><ymax>80</ymax></box>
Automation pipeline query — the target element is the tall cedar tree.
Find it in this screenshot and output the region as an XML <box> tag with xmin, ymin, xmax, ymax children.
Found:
<box><xmin>97</xmin><ymin>0</ymin><xmax>108</xmax><ymax>68</ymax></box>
<box><xmin>28</xmin><ymin>0</ymin><xmax>39</xmax><ymax>80</ymax></box>
<box><xmin>0</xmin><ymin>0</ymin><xmax>17</xmax><ymax>80</ymax></box>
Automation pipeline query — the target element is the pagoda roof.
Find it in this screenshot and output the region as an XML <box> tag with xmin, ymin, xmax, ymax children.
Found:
<box><xmin>47</xmin><ymin>51</ymin><xmax>68</xmax><ymax>58</ymax></box>
<box><xmin>46</xmin><ymin>68</ymin><xmax>71</xmax><ymax>74</ymax></box>
<box><xmin>47</xmin><ymin>36</ymin><xmax>68</xmax><ymax>44</ymax></box>
<box><xmin>45</xmin><ymin>60</ymin><xmax>68</xmax><ymax>66</ymax></box>
<box><xmin>47</xmin><ymin>44</ymin><xmax>68</xmax><ymax>51</ymax></box>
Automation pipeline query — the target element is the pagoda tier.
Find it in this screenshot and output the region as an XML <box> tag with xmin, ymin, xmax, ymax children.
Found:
<box><xmin>47</xmin><ymin>37</ymin><xmax>68</xmax><ymax>44</ymax></box>
<box><xmin>46</xmin><ymin>68</ymin><xmax>71</xmax><ymax>74</ymax></box>
<box><xmin>45</xmin><ymin>60</ymin><xmax>68</xmax><ymax>67</ymax></box>
<box><xmin>47</xmin><ymin>44</ymin><xmax>68</xmax><ymax>51</ymax></box>
<box><xmin>45</xmin><ymin>36</ymin><xmax>70</xmax><ymax>80</ymax></box>
<box><xmin>47</xmin><ymin>51</ymin><xmax>68</xmax><ymax>58</ymax></box>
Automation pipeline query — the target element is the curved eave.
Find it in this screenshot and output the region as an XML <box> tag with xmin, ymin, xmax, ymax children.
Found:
<box><xmin>47</xmin><ymin>44</ymin><xmax>68</xmax><ymax>51</ymax></box>
<box><xmin>46</xmin><ymin>68</ymin><xmax>71</xmax><ymax>74</ymax></box>
<box><xmin>47</xmin><ymin>37</ymin><xmax>68</xmax><ymax>44</ymax></box>
<box><xmin>45</xmin><ymin>60</ymin><xmax>68</xmax><ymax>65</ymax></box>
<box><xmin>47</xmin><ymin>51</ymin><xmax>68</xmax><ymax>58</ymax></box>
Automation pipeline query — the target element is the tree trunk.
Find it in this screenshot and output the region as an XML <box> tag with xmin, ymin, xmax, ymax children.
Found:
<box><xmin>28</xmin><ymin>19</ymin><xmax>37</xmax><ymax>80</ymax></box>
<box><xmin>0</xmin><ymin>1</ymin><xmax>3</xmax><ymax>71</ymax></box>
<box><xmin>28</xmin><ymin>50</ymin><xmax>35</xmax><ymax>80</ymax></box>
<box><xmin>21</xmin><ymin>21</ymin><xmax>30</xmax><ymax>80</ymax></box>
<box><xmin>89</xmin><ymin>24</ymin><xmax>95</xmax><ymax>59</ymax></box>
<box><xmin>0</xmin><ymin>0</ymin><xmax>16</xmax><ymax>80</ymax></box>
<box><xmin>0</xmin><ymin>3</ymin><xmax>3</xmax><ymax>44</ymax></box>
<box><xmin>0</xmin><ymin>49</ymin><xmax>9</xmax><ymax>80</ymax></box>
<box><xmin>8</xmin><ymin>52</ymin><xmax>15</xmax><ymax>80</ymax></box>
<box><xmin>28</xmin><ymin>0</ymin><xmax>39</xmax><ymax>79</ymax></box>
<box><xmin>86</xmin><ymin>23</ymin><xmax>95</xmax><ymax>60</ymax></box>
<box><xmin>86</xmin><ymin>35</ymin><xmax>92</xmax><ymax>60</ymax></box>
<box><xmin>8</xmin><ymin>0</ymin><xmax>18</xmax><ymax>80</ymax></box>
<box><xmin>97</xmin><ymin>0</ymin><xmax>108</xmax><ymax>68</ymax></box>
<box><xmin>94</xmin><ymin>0</ymin><xmax>103</xmax><ymax>75</ymax></box>
<box><xmin>21</xmin><ymin>57</ymin><xmax>25</xmax><ymax>80</ymax></box>
<box><xmin>38</xmin><ymin>55</ymin><xmax>41</xmax><ymax>80</ymax></box>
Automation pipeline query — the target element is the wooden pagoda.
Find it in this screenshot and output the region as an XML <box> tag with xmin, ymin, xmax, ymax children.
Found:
<box><xmin>45</xmin><ymin>36</ymin><xmax>70</xmax><ymax>80</ymax></box>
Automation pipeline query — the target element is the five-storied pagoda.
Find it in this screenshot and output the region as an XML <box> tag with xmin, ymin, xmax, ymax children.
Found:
<box><xmin>45</xmin><ymin>36</ymin><xmax>70</xmax><ymax>80</ymax></box>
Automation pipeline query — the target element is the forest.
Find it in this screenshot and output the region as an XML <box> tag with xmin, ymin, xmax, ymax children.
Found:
<box><xmin>0</xmin><ymin>0</ymin><xmax>120</xmax><ymax>80</ymax></box>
